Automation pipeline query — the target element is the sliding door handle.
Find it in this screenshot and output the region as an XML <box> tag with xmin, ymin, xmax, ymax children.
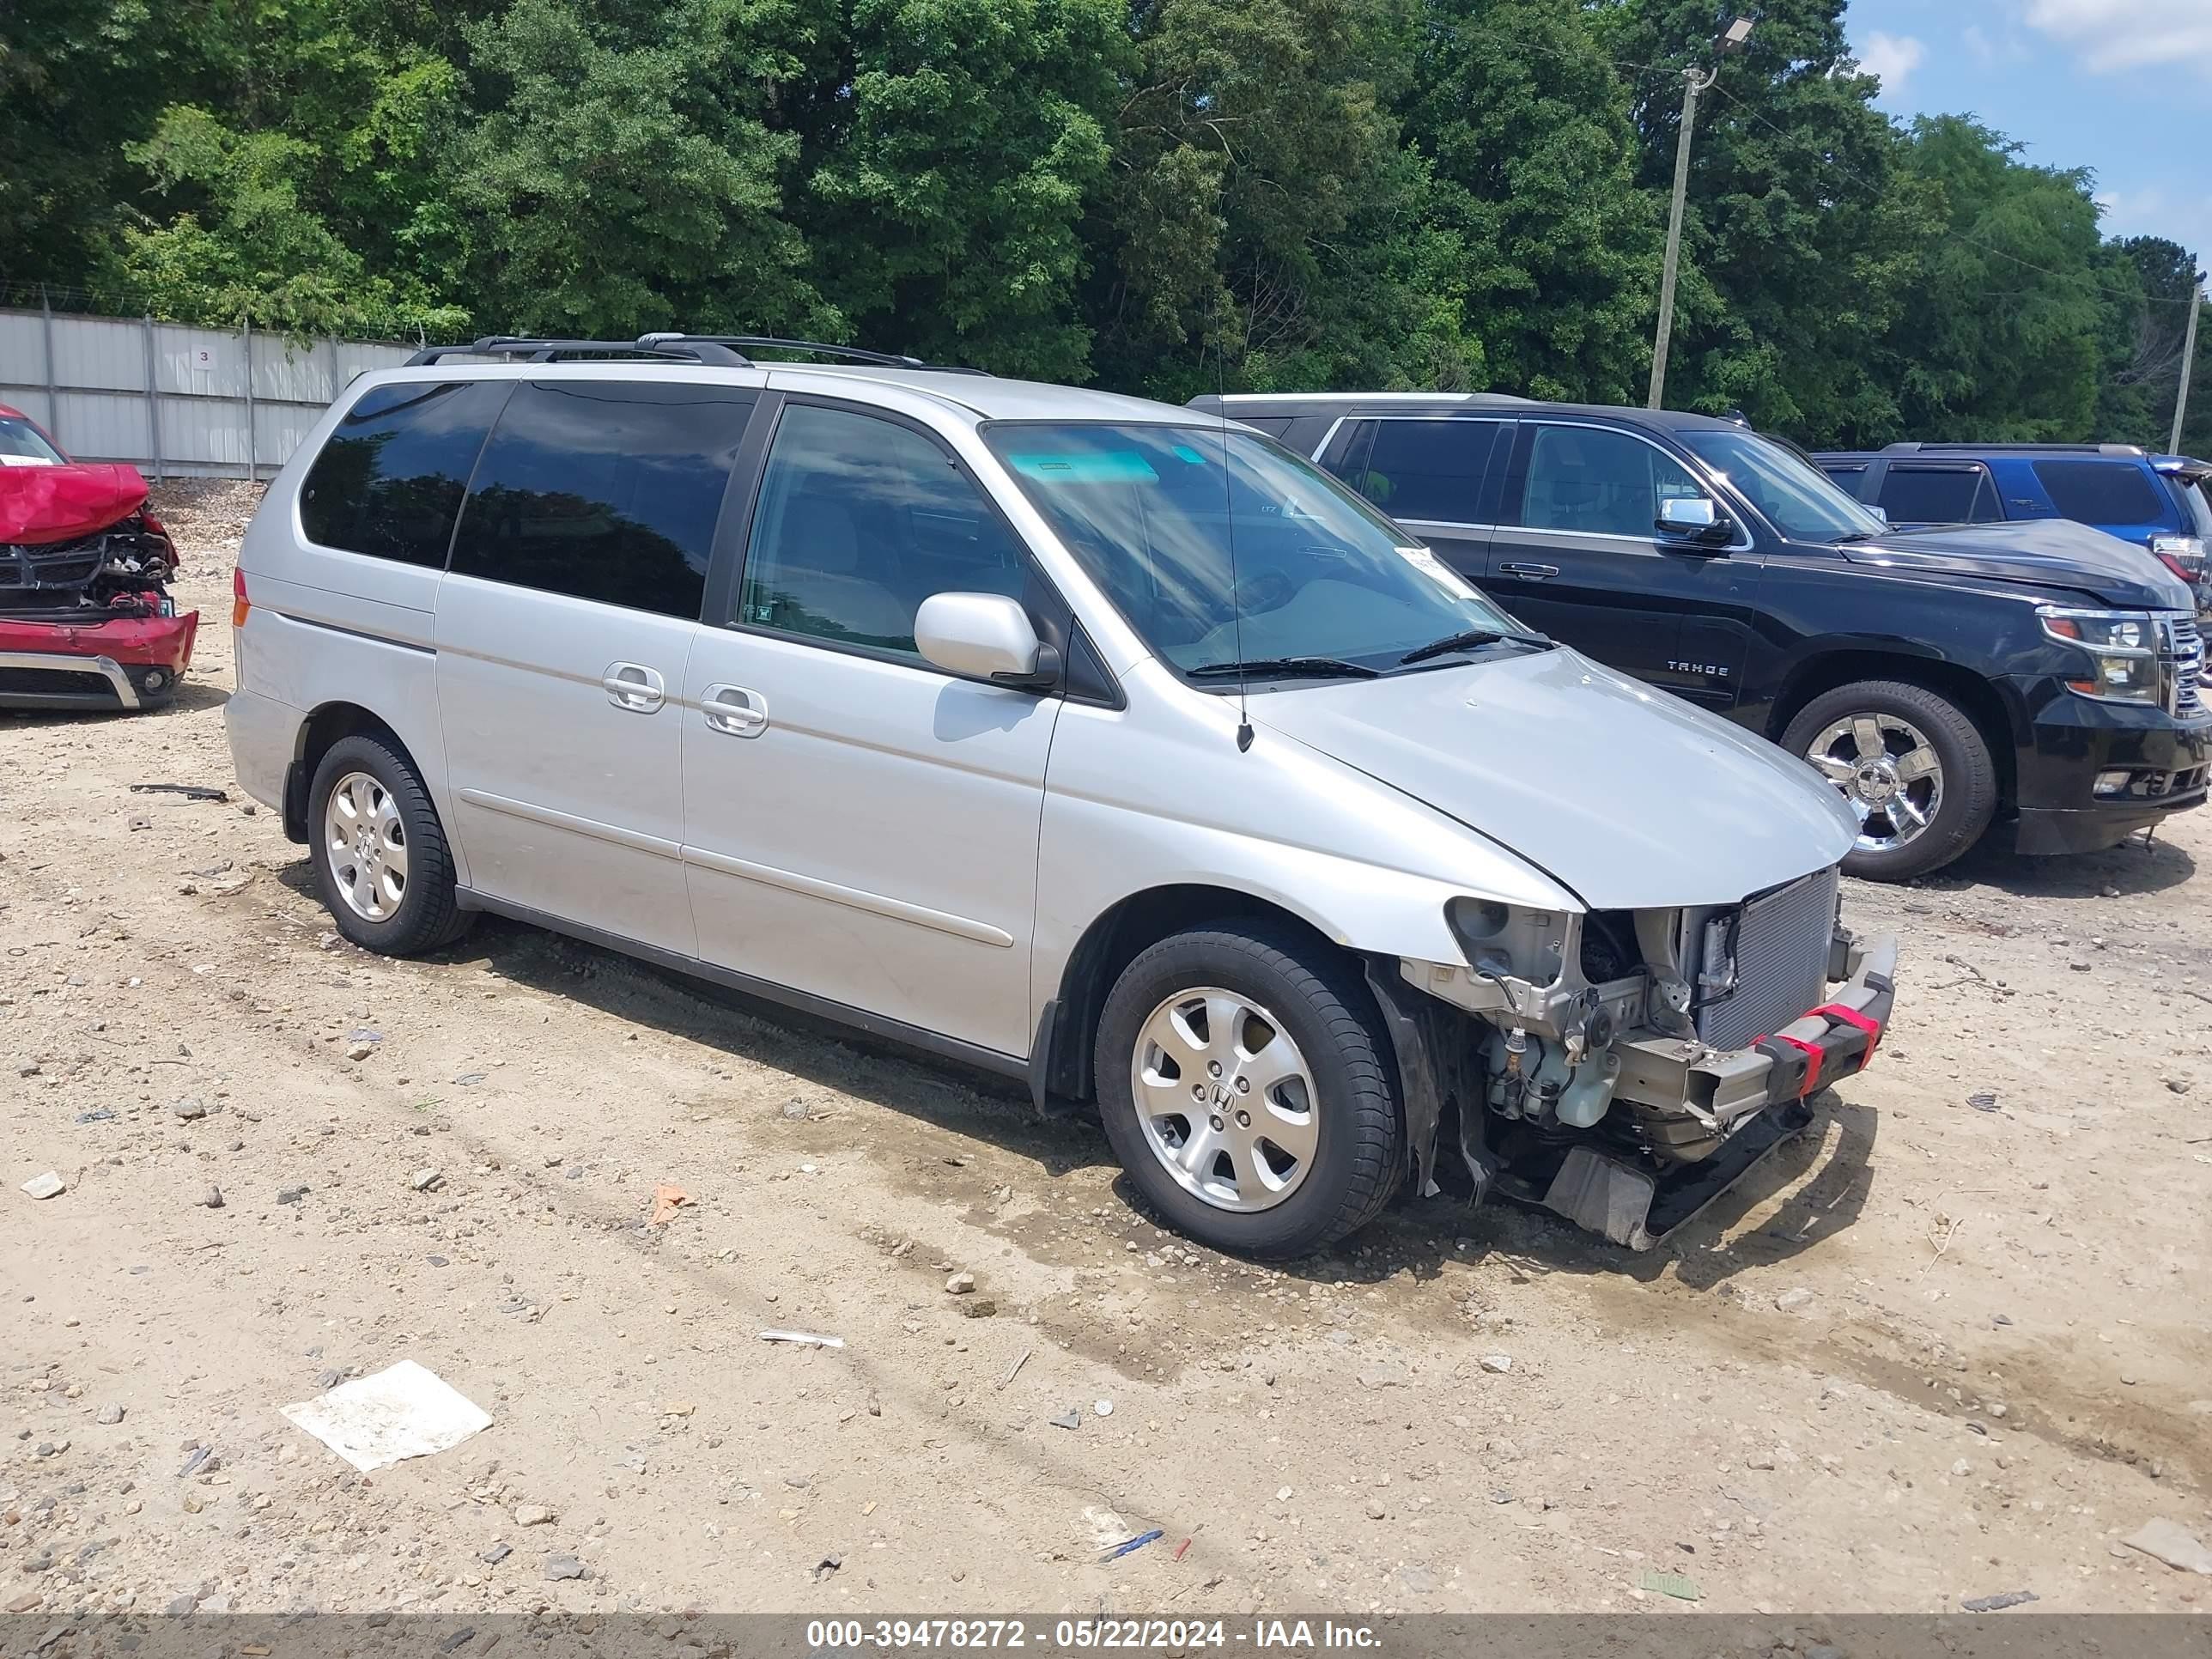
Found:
<box><xmin>702</xmin><ymin>684</ymin><xmax>769</xmax><ymax>738</ymax></box>
<box><xmin>602</xmin><ymin>661</ymin><xmax>665</xmax><ymax>711</ymax></box>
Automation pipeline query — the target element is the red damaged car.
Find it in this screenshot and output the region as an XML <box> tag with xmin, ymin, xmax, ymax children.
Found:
<box><xmin>0</xmin><ymin>402</ymin><xmax>196</xmax><ymax>711</ymax></box>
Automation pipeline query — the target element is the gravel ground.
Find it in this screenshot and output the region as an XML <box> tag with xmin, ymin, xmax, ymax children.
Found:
<box><xmin>3</xmin><ymin>490</ymin><xmax>2208</xmax><ymax>1621</ymax></box>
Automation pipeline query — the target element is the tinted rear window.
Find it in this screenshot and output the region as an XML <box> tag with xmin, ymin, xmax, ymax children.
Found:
<box><xmin>1354</xmin><ymin>419</ymin><xmax>1498</xmax><ymax>521</ymax></box>
<box><xmin>448</xmin><ymin>381</ymin><xmax>757</xmax><ymax>620</ymax></box>
<box><xmin>301</xmin><ymin>381</ymin><xmax>510</xmax><ymax>567</ymax></box>
<box><xmin>1878</xmin><ymin>465</ymin><xmax>1993</xmax><ymax>525</ymax></box>
<box><xmin>2033</xmin><ymin>459</ymin><xmax>2166</xmax><ymax>526</ymax></box>
<box><xmin>2164</xmin><ymin>475</ymin><xmax>2212</xmax><ymax>538</ymax></box>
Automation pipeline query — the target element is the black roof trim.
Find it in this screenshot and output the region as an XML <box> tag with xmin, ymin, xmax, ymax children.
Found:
<box><xmin>641</xmin><ymin>334</ymin><xmax>993</xmax><ymax>375</ymax></box>
<box><xmin>1879</xmin><ymin>441</ymin><xmax>2148</xmax><ymax>458</ymax></box>
<box><xmin>404</xmin><ymin>335</ymin><xmax>752</xmax><ymax>368</ymax></box>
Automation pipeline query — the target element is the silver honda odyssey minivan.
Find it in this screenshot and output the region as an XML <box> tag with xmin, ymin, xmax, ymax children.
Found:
<box><xmin>225</xmin><ymin>337</ymin><xmax>1897</xmax><ymax>1258</ymax></box>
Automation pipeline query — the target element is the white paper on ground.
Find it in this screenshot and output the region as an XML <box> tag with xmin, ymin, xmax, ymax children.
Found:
<box><xmin>280</xmin><ymin>1359</ymin><xmax>492</xmax><ymax>1472</ymax></box>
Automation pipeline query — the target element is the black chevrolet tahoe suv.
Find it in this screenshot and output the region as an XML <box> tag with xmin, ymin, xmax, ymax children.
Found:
<box><xmin>1192</xmin><ymin>393</ymin><xmax>2210</xmax><ymax>880</ymax></box>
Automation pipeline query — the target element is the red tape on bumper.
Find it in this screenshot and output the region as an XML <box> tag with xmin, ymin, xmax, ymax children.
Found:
<box><xmin>1771</xmin><ymin>1033</ymin><xmax>1822</xmax><ymax>1098</ymax></box>
<box><xmin>1810</xmin><ymin>1002</ymin><xmax>1882</xmax><ymax>1066</ymax></box>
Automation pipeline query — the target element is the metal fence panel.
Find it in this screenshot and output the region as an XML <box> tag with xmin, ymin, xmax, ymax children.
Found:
<box><xmin>0</xmin><ymin>306</ymin><xmax>419</xmax><ymax>479</ymax></box>
<box><xmin>49</xmin><ymin>313</ymin><xmax>149</xmax><ymax>394</ymax></box>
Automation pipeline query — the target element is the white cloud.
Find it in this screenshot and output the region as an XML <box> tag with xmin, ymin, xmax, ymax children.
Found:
<box><xmin>2023</xmin><ymin>0</ymin><xmax>2212</xmax><ymax>77</ymax></box>
<box><xmin>1860</xmin><ymin>30</ymin><xmax>1929</xmax><ymax>96</ymax></box>
<box><xmin>1962</xmin><ymin>22</ymin><xmax>2030</xmax><ymax>69</ymax></box>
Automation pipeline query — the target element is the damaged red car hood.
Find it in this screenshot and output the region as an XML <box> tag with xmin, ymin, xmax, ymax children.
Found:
<box><xmin>0</xmin><ymin>462</ymin><xmax>151</xmax><ymax>544</ymax></box>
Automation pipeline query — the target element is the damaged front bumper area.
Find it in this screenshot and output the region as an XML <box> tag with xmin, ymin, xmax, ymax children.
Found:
<box><xmin>1376</xmin><ymin>866</ymin><xmax>1897</xmax><ymax>1250</ymax></box>
<box><xmin>0</xmin><ymin>520</ymin><xmax>196</xmax><ymax>710</ymax></box>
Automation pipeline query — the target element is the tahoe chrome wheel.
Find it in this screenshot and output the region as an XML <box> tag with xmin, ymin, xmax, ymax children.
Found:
<box><xmin>1130</xmin><ymin>987</ymin><xmax>1317</xmax><ymax>1212</ymax></box>
<box><xmin>1806</xmin><ymin>713</ymin><xmax>1944</xmax><ymax>854</ymax></box>
<box><xmin>324</xmin><ymin>770</ymin><xmax>409</xmax><ymax>921</ymax></box>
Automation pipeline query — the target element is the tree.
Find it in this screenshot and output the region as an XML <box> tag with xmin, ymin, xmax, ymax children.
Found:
<box><xmin>1401</xmin><ymin>0</ymin><xmax>1659</xmax><ymax>404</ymax></box>
<box><xmin>797</xmin><ymin>0</ymin><xmax>1125</xmax><ymax>379</ymax></box>
<box><xmin>1877</xmin><ymin>116</ymin><xmax>2106</xmax><ymax>441</ymax></box>
<box><xmin>1082</xmin><ymin>0</ymin><xmax>1474</xmax><ymax>400</ymax></box>
<box><xmin>0</xmin><ymin>0</ymin><xmax>165</xmax><ymax>294</ymax></box>
<box><xmin>2093</xmin><ymin>237</ymin><xmax>2203</xmax><ymax>450</ymax></box>
<box><xmin>98</xmin><ymin>104</ymin><xmax>466</xmax><ymax>337</ymax></box>
<box><xmin>447</xmin><ymin>0</ymin><xmax>830</xmax><ymax>338</ymax></box>
<box><xmin>1609</xmin><ymin>0</ymin><xmax>1939</xmax><ymax>444</ymax></box>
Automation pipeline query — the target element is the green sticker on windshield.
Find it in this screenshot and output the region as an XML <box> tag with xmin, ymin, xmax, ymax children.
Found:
<box><xmin>1007</xmin><ymin>451</ymin><xmax>1159</xmax><ymax>483</ymax></box>
<box><xmin>1171</xmin><ymin>443</ymin><xmax>1207</xmax><ymax>465</ymax></box>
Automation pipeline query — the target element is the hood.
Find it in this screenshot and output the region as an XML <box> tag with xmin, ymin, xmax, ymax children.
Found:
<box><xmin>0</xmin><ymin>462</ymin><xmax>151</xmax><ymax>544</ymax></box>
<box><xmin>1251</xmin><ymin>648</ymin><xmax>1857</xmax><ymax>911</ymax></box>
<box><xmin>1839</xmin><ymin>517</ymin><xmax>2191</xmax><ymax>611</ymax></box>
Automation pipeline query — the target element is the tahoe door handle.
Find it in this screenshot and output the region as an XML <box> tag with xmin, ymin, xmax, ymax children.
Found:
<box><xmin>702</xmin><ymin>684</ymin><xmax>769</xmax><ymax>738</ymax></box>
<box><xmin>602</xmin><ymin>661</ymin><xmax>665</xmax><ymax>712</ymax></box>
<box><xmin>1498</xmin><ymin>562</ymin><xmax>1559</xmax><ymax>580</ymax></box>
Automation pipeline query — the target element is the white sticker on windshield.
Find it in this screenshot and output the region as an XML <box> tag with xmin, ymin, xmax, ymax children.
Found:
<box><xmin>1396</xmin><ymin>545</ymin><xmax>1483</xmax><ymax>600</ymax></box>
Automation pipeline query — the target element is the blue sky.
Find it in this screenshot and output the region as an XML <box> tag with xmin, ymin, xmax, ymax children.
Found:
<box><xmin>1844</xmin><ymin>0</ymin><xmax>2211</xmax><ymax>285</ymax></box>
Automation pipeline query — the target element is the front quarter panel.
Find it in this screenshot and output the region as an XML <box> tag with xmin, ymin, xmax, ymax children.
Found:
<box><xmin>1033</xmin><ymin>659</ymin><xmax>1580</xmax><ymax>1032</ymax></box>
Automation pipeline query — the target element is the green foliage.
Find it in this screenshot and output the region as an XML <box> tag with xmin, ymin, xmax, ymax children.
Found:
<box><xmin>803</xmin><ymin>0</ymin><xmax>1125</xmax><ymax>380</ymax></box>
<box><xmin>1402</xmin><ymin>0</ymin><xmax>1658</xmax><ymax>404</ymax></box>
<box><xmin>0</xmin><ymin>0</ymin><xmax>2201</xmax><ymax>448</ymax></box>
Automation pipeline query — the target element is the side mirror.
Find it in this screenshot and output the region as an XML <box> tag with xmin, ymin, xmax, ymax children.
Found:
<box><xmin>915</xmin><ymin>592</ymin><xmax>1060</xmax><ymax>689</ymax></box>
<box><xmin>1656</xmin><ymin>495</ymin><xmax>1734</xmax><ymax>544</ymax></box>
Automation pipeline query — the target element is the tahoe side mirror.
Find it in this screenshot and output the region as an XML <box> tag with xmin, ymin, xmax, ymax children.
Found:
<box><xmin>915</xmin><ymin>592</ymin><xmax>1060</xmax><ymax>690</ymax></box>
<box><xmin>1656</xmin><ymin>494</ymin><xmax>1734</xmax><ymax>544</ymax></box>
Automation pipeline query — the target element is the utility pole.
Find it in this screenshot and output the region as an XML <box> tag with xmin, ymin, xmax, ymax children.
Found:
<box><xmin>1648</xmin><ymin>16</ymin><xmax>1755</xmax><ymax>411</ymax></box>
<box><xmin>2172</xmin><ymin>271</ymin><xmax>2202</xmax><ymax>454</ymax></box>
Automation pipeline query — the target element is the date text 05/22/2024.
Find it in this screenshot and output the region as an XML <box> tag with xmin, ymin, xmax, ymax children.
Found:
<box><xmin>804</xmin><ymin>1618</ymin><xmax>1381</xmax><ymax>1650</ymax></box>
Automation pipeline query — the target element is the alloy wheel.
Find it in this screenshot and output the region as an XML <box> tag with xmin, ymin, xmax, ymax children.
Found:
<box><xmin>324</xmin><ymin>770</ymin><xmax>410</xmax><ymax>921</ymax></box>
<box><xmin>1130</xmin><ymin>987</ymin><xmax>1318</xmax><ymax>1212</ymax></box>
<box><xmin>1805</xmin><ymin>713</ymin><xmax>1945</xmax><ymax>855</ymax></box>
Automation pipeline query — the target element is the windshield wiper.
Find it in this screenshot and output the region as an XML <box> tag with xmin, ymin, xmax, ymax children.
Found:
<box><xmin>1830</xmin><ymin>530</ymin><xmax>1887</xmax><ymax>544</ymax></box>
<box><xmin>1188</xmin><ymin>656</ymin><xmax>1380</xmax><ymax>681</ymax></box>
<box><xmin>1397</xmin><ymin>629</ymin><xmax>1556</xmax><ymax>666</ymax></box>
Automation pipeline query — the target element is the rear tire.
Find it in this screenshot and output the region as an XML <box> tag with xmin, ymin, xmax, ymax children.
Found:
<box><xmin>308</xmin><ymin>734</ymin><xmax>471</xmax><ymax>955</ymax></box>
<box><xmin>1782</xmin><ymin>679</ymin><xmax>1996</xmax><ymax>881</ymax></box>
<box><xmin>1093</xmin><ymin>921</ymin><xmax>1401</xmax><ymax>1260</ymax></box>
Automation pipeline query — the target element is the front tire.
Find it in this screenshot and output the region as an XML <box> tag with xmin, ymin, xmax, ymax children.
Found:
<box><xmin>1094</xmin><ymin>921</ymin><xmax>1402</xmax><ymax>1260</ymax></box>
<box><xmin>1782</xmin><ymin>679</ymin><xmax>1996</xmax><ymax>881</ymax></box>
<box><xmin>309</xmin><ymin>734</ymin><xmax>471</xmax><ymax>955</ymax></box>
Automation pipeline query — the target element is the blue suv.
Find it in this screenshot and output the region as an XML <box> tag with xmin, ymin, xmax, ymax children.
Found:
<box><xmin>1815</xmin><ymin>442</ymin><xmax>2211</xmax><ymax>614</ymax></box>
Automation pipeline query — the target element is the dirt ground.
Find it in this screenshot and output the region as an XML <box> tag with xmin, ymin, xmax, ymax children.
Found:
<box><xmin>3</xmin><ymin>483</ymin><xmax>2209</xmax><ymax>1623</ymax></box>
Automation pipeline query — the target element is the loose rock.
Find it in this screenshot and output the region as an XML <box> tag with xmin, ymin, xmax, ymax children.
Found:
<box><xmin>945</xmin><ymin>1272</ymin><xmax>975</xmax><ymax>1295</ymax></box>
<box><xmin>543</xmin><ymin>1553</ymin><xmax>588</xmax><ymax>1582</ymax></box>
<box><xmin>2122</xmin><ymin>1520</ymin><xmax>2212</xmax><ymax>1575</ymax></box>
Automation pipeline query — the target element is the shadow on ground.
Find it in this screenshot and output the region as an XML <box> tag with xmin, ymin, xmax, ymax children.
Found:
<box><xmin>1930</xmin><ymin>823</ymin><xmax>2195</xmax><ymax>898</ymax></box>
<box><xmin>273</xmin><ymin>857</ymin><xmax>1882</xmax><ymax>1300</ymax></box>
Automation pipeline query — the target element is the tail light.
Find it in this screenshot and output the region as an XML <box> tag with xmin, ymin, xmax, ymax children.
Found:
<box><xmin>232</xmin><ymin>567</ymin><xmax>251</xmax><ymax>629</ymax></box>
<box><xmin>2150</xmin><ymin>535</ymin><xmax>2206</xmax><ymax>583</ymax></box>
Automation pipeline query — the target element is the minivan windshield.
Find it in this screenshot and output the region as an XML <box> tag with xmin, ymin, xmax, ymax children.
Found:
<box><xmin>984</xmin><ymin>422</ymin><xmax>1528</xmax><ymax>680</ymax></box>
<box><xmin>1680</xmin><ymin>428</ymin><xmax>1891</xmax><ymax>544</ymax></box>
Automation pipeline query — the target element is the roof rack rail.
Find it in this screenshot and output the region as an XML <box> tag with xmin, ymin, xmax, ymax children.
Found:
<box><xmin>1880</xmin><ymin>441</ymin><xmax>2147</xmax><ymax>458</ymax></box>
<box><xmin>404</xmin><ymin>336</ymin><xmax>753</xmax><ymax>368</ymax></box>
<box><xmin>638</xmin><ymin>333</ymin><xmax>993</xmax><ymax>376</ymax></box>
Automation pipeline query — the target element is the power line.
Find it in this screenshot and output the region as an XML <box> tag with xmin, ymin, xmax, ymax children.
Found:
<box><xmin>1462</xmin><ymin>25</ymin><xmax>2205</xmax><ymax>312</ymax></box>
<box><xmin>1699</xmin><ymin>76</ymin><xmax>2203</xmax><ymax>310</ymax></box>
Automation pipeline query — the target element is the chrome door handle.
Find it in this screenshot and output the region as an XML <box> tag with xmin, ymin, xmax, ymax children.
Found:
<box><xmin>702</xmin><ymin>684</ymin><xmax>769</xmax><ymax>738</ymax></box>
<box><xmin>1497</xmin><ymin>562</ymin><xmax>1559</xmax><ymax>580</ymax></box>
<box><xmin>602</xmin><ymin>661</ymin><xmax>666</xmax><ymax>712</ymax></box>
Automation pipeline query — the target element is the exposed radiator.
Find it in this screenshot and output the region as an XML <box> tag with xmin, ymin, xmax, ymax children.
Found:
<box><xmin>1694</xmin><ymin>865</ymin><xmax>1840</xmax><ymax>1052</ymax></box>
